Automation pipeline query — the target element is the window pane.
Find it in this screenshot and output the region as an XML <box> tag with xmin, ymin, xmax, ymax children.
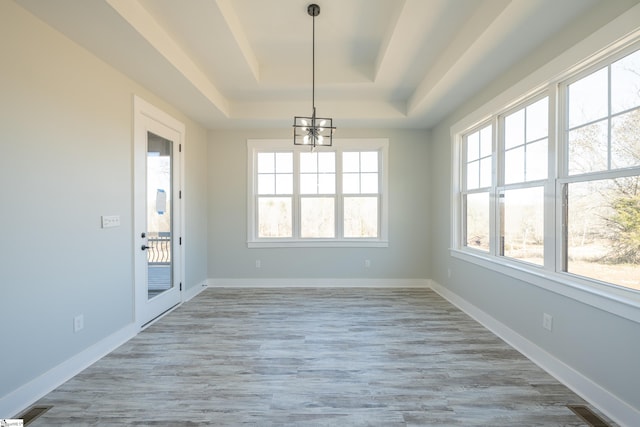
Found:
<box><xmin>611</xmin><ymin>109</ymin><xmax>640</xmax><ymax>170</ymax></box>
<box><xmin>275</xmin><ymin>152</ymin><xmax>293</xmax><ymax>173</ymax></box>
<box><xmin>568</xmin><ymin>67</ymin><xmax>608</xmax><ymax>128</ymax></box>
<box><xmin>258</xmin><ymin>152</ymin><xmax>274</xmax><ymax>173</ymax></box>
<box><xmin>526</xmin><ymin>139</ymin><xmax>548</xmax><ymax>181</ymax></box>
<box><xmin>344</xmin><ymin>197</ymin><xmax>378</xmax><ymax>238</ymax></box>
<box><xmin>467</xmin><ymin>132</ymin><xmax>479</xmax><ymax>161</ymax></box>
<box><xmin>480</xmin><ymin>157</ymin><xmax>492</xmax><ymax>188</ymax></box>
<box><xmin>464</xmin><ymin>192</ymin><xmax>490</xmax><ymax>251</ymax></box>
<box><xmin>361</xmin><ymin>173</ymin><xmax>378</xmax><ymax>193</ymax></box>
<box><xmin>343</xmin><ymin>173</ymin><xmax>359</xmax><ymax>193</ymax></box>
<box><xmin>480</xmin><ymin>137</ymin><xmax>491</xmax><ymax>159</ymax></box>
<box><xmin>505</xmin><ymin>109</ymin><xmax>525</xmax><ymax>149</ymax></box>
<box><xmin>275</xmin><ymin>174</ymin><xmax>292</xmax><ymax>194</ymax></box>
<box><xmin>343</xmin><ymin>152</ymin><xmax>360</xmax><ymax>172</ymax></box>
<box><xmin>505</xmin><ymin>146</ymin><xmax>525</xmax><ymax>184</ymax></box>
<box><xmin>611</xmin><ymin>49</ymin><xmax>640</xmax><ymax>114</ymax></box>
<box><xmin>526</xmin><ymin>97</ymin><xmax>548</xmax><ymax>142</ymax></box>
<box><xmin>480</xmin><ymin>125</ymin><xmax>492</xmax><ymax>154</ymax></box>
<box><xmin>467</xmin><ymin>160</ymin><xmax>479</xmax><ymax>190</ymax></box>
<box><xmin>258</xmin><ymin>174</ymin><xmax>274</xmax><ymax>195</ymax></box>
<box><xmin>502</xmin><ymin>187</ymin><xmax>544</xmax><ymax>265</ymax></box>
<box><xmin>361</xmin><ymin>152</ymin><xmax>379</xmax><ymax>172</ymax></box>
<box><xmin>318</xmin><ymin>174</ymin><xmax>336</xmax><ymax>194</ymax></box>
<box><xmin>301</xmin><ymin>197</ymin><xmax>335</xmax><ymax>238</ymax></box>
<box><xmin>300</xmin><ymin>174</ymin><xmax>317</xmax><ymax>194</ymax></box>
<box><xmin>258</xmin><ymin>197</ymin><xmax>292</xmax><ymax>238</ymax></box>
<box><xmin>568</xmin><ymin>120</ymin><xmax>608</xmax><ymax>175</ymax></box>
<box><xmin>566</xmin><ymin>178</ymin><xmax>640</xmax><ymax>291</ymax></box>
<box><xmin>300</xmin><ymin>152</ymin><xmax>318</xmax><ymax>173</ymax></box>
<box><xmin>318</xmin><ymin>152</ymin><xmax>336</xmax><ymax>173</ymax></box>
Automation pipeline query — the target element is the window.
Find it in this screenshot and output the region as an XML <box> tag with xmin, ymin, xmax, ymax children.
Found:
<box><xmin>462</xmin><ymin>124</ymin><xmax>492</xmax><ymax>252</ymax></box>
<box><xmin>300</xmin><ymin>151</ymin><xmax>336</xmax><ymax>238</ymax></box>
<box><xmin>500</xmin><ymin>96</ymin><xmax>548</xmax><ymax>265</ymax></box>
<box><xmin>343</xmin><ymin>151</ymin><xmax>380</xmax><ymax>238</ymax></box>
<box><xmin>562</xmin><ymin>48</ymin><xmax>640</xmax><ymax>287</ymax></box>
<box><xmin>454</xmin><ymin>43</ymin><xmax>640</xmax><ymax>292</ymax></box>
<box><xmin>256</xmin><ymin>152</ymin><xmax>293</xmax><ymax>238</ymax></box>
<box><xmin>248</xmin><ymin>139</ymin><xmax>388</xmax><ymax>247</ymax></box>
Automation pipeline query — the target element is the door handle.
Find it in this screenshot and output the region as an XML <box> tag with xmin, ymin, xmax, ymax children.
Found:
<box><xmin>141</xmin><ymin>245</ymin><xmax>153</xmax><ymax>250</ymax></box>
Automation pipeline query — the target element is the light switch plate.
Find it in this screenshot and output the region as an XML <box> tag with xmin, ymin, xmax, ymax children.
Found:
<box><xmin>101</xmin><ymin>215</ymin><xmax>120</xmax><ymax>228</ymax></box>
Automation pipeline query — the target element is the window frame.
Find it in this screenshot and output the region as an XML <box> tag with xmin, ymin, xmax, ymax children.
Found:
<box><xmin>451</xmin><ymin>34</ymin><xmax>640</xmax><ymax>323</ymax></box>
<box><xmin>497</xmin><ymin>93</ymin><xmax>550</xmax><ymax>267</ymax></box>
<box><xmin>460</xmin><ymin>121</ymin><xmax>495</xmax><ymax>254</ymax></box>
<box><xmin>247</xmin><ymin>138</ymin><xmax>389</xmax><ymax>248</ymax></box>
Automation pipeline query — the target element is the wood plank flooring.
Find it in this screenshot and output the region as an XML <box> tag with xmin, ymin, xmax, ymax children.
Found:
<box><xmin>29</xmin><ymin>288</ymin><xmax>612</xmax><ymax>426</ymax></box>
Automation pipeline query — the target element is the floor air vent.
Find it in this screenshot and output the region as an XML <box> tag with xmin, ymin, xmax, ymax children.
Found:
<box><xmin>567</xmin><ymin>405</ymin><xmax>610</xmax><ymax>427</ymax></box>
<box><xmin>17</xmin><ymin>405</ymin><xmax>52</xmax><ymax>426</ymax></box>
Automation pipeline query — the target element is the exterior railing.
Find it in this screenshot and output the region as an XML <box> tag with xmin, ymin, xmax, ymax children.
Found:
<box><xmin>147</xmin><ymin>232</ymin><xmax>171</xmax><ymax>265</ymax></box>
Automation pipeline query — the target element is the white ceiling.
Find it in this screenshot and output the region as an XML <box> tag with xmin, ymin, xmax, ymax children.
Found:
<box><xmin>16</xmin><ymin>0</ymin><xmax>602</xmax><ymax>130</ymax></box>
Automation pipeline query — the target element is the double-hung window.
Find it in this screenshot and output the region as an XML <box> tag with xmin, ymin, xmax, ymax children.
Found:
<box><xmin>248</xmin><ymin>139</ymin><xmax>389</xmax><ymax>247</ymax></box>
<box><xmin>462</xmin><ymin>124</ymin><xmax>493</xmax><ymax>252</ymax></box>
<box><xmin>499</xmin><ymin>96</ymin><xmax>548</xmax><ymax>266</ymax></box>
<box><xmin>562</xmin><ymin>47</ymin><xmax>640</xmax><ymax>285</ymax></box>
<box><xmin>454</xmin><ymin>41</ymin><xmax>640</xmax><ymax>293</ymax></box>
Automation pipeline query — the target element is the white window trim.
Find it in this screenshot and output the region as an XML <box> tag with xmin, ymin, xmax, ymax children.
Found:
<box><xmin>247</xmin><ymin>138</ymin><xmax>389</xmax><ymax>248</ymax></box>
<box><xmin>450</xmin><ymin>7</ymin><xmax>640</xmax><ymax>324</ymax></box>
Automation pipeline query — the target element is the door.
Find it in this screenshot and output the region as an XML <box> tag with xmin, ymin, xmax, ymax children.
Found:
<box><xmin>134</xmin><ymin>97</ymin><xmax>184</xmax><ymax>327</ymax></box>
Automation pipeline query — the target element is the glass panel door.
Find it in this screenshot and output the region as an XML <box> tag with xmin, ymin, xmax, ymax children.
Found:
<box><xmin>146</xmin><ymin>132</ymin><xmax>173</xmax><ymax>299</ymax></box>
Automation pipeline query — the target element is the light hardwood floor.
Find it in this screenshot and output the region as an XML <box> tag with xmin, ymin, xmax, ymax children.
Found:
<box><xmin>29</xmin><ymin>288</ymin><xmax>612</xmax><ymax>426</ymax></box>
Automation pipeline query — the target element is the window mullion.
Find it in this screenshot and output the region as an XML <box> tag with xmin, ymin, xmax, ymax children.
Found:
<box><xmin>546</xmin><ymin>86</ymin><xmax>559</xmax><ymax>273</ymax></box>
<box><xmin>497</xmin><ymin>115</ymin><xmax>506</xmax><ymax>257</ymax></box>
<box><xmin>607</xmin><ymin>64</ymin><xmax>613</xmax><ymax>171</ymax></box>
<box><xmin>490</xmin><ymin>117</ymin><xmax>500</xmax><ymax>257</ymax></box>
<box><xmin>293</xmin><ymin>150</ymin><xmax>301</xmax><ymax>239</ymax></box>
<box><xmin>336</xmin><ymin>147</ymin><xmax>344</xmax><ymax>239</ymax></box>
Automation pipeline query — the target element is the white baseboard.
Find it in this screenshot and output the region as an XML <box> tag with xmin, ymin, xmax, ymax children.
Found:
<box><xmin>429</xmin><ymin>280</ymin><xmax>640</xmax><ymax>427</ymax></box>
<box><xmin>207</xmin><ymin>278</ymin><xmax>430</xmax><ymax>288</ymax></box>
<box><xmin>183</xmin><ymin>280</ymin><xmax>209</xmax><ymax>301</ymax></box>
<box><xmin>0</xmin><ymin>323</ymin><xmax>137</xmax><ymax>418</ymax></box>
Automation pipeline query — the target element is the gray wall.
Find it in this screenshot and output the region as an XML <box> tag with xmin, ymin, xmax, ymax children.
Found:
<box><xmin>207</xmin><ymin>128</ymin><xmax>430</xmax><ymax>281</ymax></box>
<box><xmin>428</xmin><ymin>0</ymin><xmax>640</xmax><ymax>414</ymax></box>
<box><xmin>0</xmin><ymin>1</ymin><xmax>208</xmax><ymax>401</ymax></box>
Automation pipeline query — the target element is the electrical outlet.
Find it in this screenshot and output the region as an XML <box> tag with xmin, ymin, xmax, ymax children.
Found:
<box><xmin>447</xmin><ymin>268</ymin><xmax>451</xmax><ymax>278</ymax></box>
<box><xmin>74</xmin><ymin>314</ymin><xmax>84</xmax><ymax>333</ymax></box>
<box><xmin>365</xmin><ymin>259</ymin><xmax>371</xmax><ymax>268</ymax></box>
<box><xmin>255</xmin><ymin>260</ymin><xmax>261</xmax><ymax>268</ymax></box>
<box><xmin>542</xmin><ymin>313</ymin><xmax>553</xmax><ymax>331</ymax></box>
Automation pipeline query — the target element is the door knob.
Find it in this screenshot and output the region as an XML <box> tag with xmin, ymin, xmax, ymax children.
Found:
<box><xmin>141</xmin><ymin>245</ymin><xmax>153</xmax><ymax>250</ymax></box>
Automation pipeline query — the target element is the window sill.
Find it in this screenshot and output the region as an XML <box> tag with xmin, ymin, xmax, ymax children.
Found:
<box><xmin>450</xmin><ymin>248</ymin><xmax>640</xmax><ymax>324</ymax></box>
<box><xmin>248</xmin><ymin>239</ymin><xmax>389</xmax><ymax>248</ymax></box>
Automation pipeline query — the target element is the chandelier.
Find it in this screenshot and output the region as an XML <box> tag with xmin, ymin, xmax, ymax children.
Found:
<box><xmin>293</xmin><ymin>3</ymin><xmax>335</xmax><ymax>148</ymax></box>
